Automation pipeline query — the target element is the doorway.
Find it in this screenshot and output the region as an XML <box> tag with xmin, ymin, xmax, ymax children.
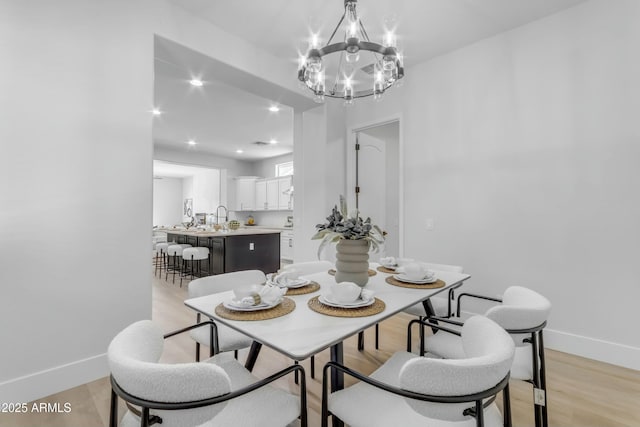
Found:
<box><xmin>347</xmin><ymin>119</ymin><xmax>402</xmax><ymax>260</ymax></box>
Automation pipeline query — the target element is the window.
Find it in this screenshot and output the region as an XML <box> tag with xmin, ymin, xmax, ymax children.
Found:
<box><xmin>275</xmin><ymin>161</ymin><xmax>294</xmax><ymax>177</ymax></box>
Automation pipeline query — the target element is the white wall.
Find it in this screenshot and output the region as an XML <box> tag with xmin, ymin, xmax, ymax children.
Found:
<box><xmin>154</xmin><ymin>145</ymin><xmax>254</xmax><ymax>178</ymax></box>
<box><xmin>191</xmin><ymin>168</ymin><xmax>221</xmax><ymax>215</ymax></box>
<box><xmin>251</xmin><ymin>153</ymin><xmax>293</xmax><ymax>179</ymax></box>
<box><xmin>346</xmin><ymin>0</ymin><xmax>640</xmax><ymax>369</ymax></box>
<box><xmin>0</xmin><ymin>0</ymin><xmax>313</xmax><ymax>403</ymax></box>
<box><xmin>0</xmin><ymin>0</ymin><xmax>153</xmax><ymax>401</ymax></box>
<box><xmin>153</xmin><ymin>177</ymin><xmax>183</xmax><ymax>226</ymax></box>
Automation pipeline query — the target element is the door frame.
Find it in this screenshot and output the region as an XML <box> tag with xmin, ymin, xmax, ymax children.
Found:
<box><xmin>346</xmin><ymin>113</ymin><xmax>404</xmax><ymax>257</ymax></box>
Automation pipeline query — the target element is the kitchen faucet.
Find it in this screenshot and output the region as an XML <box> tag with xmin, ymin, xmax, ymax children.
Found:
<box><xmin>215</xmin><ymin>205</ymin><xmax>228</xmax><ymax>224</ymax></box>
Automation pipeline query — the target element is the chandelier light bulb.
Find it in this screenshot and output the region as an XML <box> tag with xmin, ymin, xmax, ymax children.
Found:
<box><xmin>346</xmin><ymin>20</ymin><xmax>359</xmax><ymax>40</ymax></box>
<box><xmin>310</xmin><ymin>33</ymin><xmax>321</xmax><ymax>49</ymax></box>
<box><xmin>384</xmin><ymin>31</ymin><xmax>397</xmax><ymax>48</ymax></box>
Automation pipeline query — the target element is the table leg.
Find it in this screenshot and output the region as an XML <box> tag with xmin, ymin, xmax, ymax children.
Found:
<box><xmin>421</xmin><ymin>299</ymin><xmax>437</xmax><ymax>355</ymax></box>
<box><xmin>330</xmin><ymin>341</ymin><xmax>344</xmax><ymax>427</ymax></box>
<box><xmin>244</xmin><ymin>341</ymin><xmax>262</xmax><ymax>372</ymax></box>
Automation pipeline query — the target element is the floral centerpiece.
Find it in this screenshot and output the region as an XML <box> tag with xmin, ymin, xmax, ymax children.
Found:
<box><xmin>312</xmin><ymin>195</ymin><xmax>385</xmax><ymax>286</ymax></box>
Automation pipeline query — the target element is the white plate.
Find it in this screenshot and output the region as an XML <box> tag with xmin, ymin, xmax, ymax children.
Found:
<box><xmin>319</xmin><ymin>295</ymin><xmax>375</xmax><ymax>308</ymax></box>
<box><xmin>276</xmin><ymin>278</ymin><xmax>310</xmax><ymax>289</ymax></box>
<box><xmin>223</xmin><ymin>298</ymin><xmax>282</xmax><ymax>312</ymax></box>
<box><xmin>393</xmin><ymin>274</ymin><xmax>437</xmax><ymax>284</ymax></box>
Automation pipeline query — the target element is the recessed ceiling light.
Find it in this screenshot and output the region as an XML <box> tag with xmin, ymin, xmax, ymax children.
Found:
<box><xmin>151</xmin><ymin>108</ymin><xmax>162</xmax><ymax>116</ymax></box>
<box><xmin>189</xmin><ymin>78</ymin><xmax>204</xmax><ymax>87</ymax></box>
<box><xmin>269</xmin><ymin>138</ymin><xmax>278</xmax><ymax>144</ymax></box>
<box><xmin>268</xmin><ymin>105</ymin><xmax>280</xmax><ymax>112</ymax></box>
<box><xmin>187</xmin><ymin>139</ymin><xmax>197</xmax><ymax>146</ymax></box>
<box><xmin>236</xmin><ymin>149</ymin><xmax>243</xmax><ymax>154</ymax></box>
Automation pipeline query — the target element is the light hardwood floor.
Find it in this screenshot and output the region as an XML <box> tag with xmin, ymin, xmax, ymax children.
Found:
<box><xmin>2</xmin><ymin>271</ymin><xmax>639</xmax><ymax>427</ymax></box>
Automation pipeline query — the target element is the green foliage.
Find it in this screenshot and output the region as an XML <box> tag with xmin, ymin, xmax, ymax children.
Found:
<box><xmin>312</xmin><ymin>195</ymin><xmax>385</xmax><ymax>258</ymax></box>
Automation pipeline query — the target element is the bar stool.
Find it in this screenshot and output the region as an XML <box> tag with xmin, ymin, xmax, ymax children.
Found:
<box><xmin>181</xmin><ymin>247</ymin><xmax>209</xmax><ymax>287</ymax></box>
<box><xmin>154</xmin><ymin>242</ymin><xmax>169</xmax><ymax>277</ymax></box>
<box><xmin>165</xmin><ymin>244</ymin><xmax>191</xmax><ymax>284</ymax></box>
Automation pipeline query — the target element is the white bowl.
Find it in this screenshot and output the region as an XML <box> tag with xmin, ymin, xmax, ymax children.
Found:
<box><xmin>403</xmin><ymin>262</ymin><xmax>434</xmax><ymax>281</ymax></box>
<box><xmin>329</xmin><ymin>282</ymin><xmax>362</xmax><ymax>303</ymax></box>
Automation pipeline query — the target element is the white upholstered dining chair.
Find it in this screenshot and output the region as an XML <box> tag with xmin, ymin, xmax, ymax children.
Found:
<box><xmin>421</xmin><ymin>286</ymin><xmax>552</xmax><ymax>427</ymax></box>
<box><xmin>108</xmin><ymin>320</ymin><xmax>306</xmax><ymax>427</ymax></box>
<box><xmin>322</xmin><ymin>315</ymin><xmax>515</xmax><ymax>427</ymax></box>
<box><xmin>188</xmin><ymin>270</ymin><xmax>266</xmax><ymax>361</ymax></box>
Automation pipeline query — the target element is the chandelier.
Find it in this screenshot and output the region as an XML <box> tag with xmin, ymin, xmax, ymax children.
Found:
<box><xmin>297</xmin><ymin>0</ymin><xmax>404</xmax><ymax>104</ymax></box>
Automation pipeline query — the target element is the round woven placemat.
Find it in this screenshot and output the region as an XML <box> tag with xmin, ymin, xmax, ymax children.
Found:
<box><xmin>328</xmin><ymin>268</ymin><xmax>377</xmax><ymax>277</ymax></box>
<box><xmin>376</xmin><ymin>266</ymin><xmax>396</xmax><ymax>274</ymax></box>
<box><xmin>307</xmin><ymin>295</ymin><xmax>385</xmax><ymax>318</ymax></box>
<box><xmin>285</xmin><ymin>281</ymin><xmax>321</xmax><ymax>296</ymax></box>
<box><xmin>215</xmin><ymin>297</ymin><xmax>295</xmax><ymax>321</ymax></box>
<box><xmin>385</xmin><ymin>276</ymin><xmax>445</xmax><ymax>289</ymax></box>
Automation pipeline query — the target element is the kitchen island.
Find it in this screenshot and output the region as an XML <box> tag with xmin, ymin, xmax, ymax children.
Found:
<box><xmin>160</xmin><ymin>228</ymin><xmax>281</xmax><ymax>275</ymax></box>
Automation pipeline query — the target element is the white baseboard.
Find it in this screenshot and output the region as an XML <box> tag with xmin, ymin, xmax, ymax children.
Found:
<box><xmin>459</xmin><ymin>310</ymin><xmax>640</xmax><ymax>371</ymax></box>
<box><xmin>0</xmin><ymin>353</ymin><xmax>109</xmax><ymax>403</ymax></box>
<box><xmin>544</xmin><ymin>328</ymin><xmax>640</xmax><ymax>371</ymax></box>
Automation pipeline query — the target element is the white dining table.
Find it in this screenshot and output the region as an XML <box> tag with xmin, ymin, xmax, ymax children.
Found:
<box><xmin>184</xmin><ymin>265</ymin><xmax>471</xmax><ymax>427</ymax></box>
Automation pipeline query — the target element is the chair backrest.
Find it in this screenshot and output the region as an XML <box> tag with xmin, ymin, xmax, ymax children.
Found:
<box><xmin>108</xmin><ymin>320</ymin><xmax>231</xmax><ymax>426</ymax></box>
<box><xmin>421</xmin><ymin>262</ymin><xmax>463</xmax><ymax>273</ymax></box>
<box><xmin>188</xmin><ymin>270</ymin><xmax>266</xmax><ymax>298</ymax></box>
<box><xmin>485</xmin><ymin>286</ymin><xmax>551</xmax><ymax>332</ymax></box>
<box><xmin>281</xmin><ymin>260</ymin><xmax>334</xmax><ymax>276</ymax></box>
<box><xmin>399</xmin><ymin>315</ymin><xmax>515</xmax><ymax>421</ymax></box>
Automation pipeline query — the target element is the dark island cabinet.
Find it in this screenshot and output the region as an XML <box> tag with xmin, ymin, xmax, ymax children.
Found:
<box><xmin>224</xmin><ymin>234</ymin><xmax>280</xmax><ymax>274</ymax></box>
<box><xmin>165</xmin><ymin>232</ymin><xmax>280</xmax><ymax>276</ymax></box>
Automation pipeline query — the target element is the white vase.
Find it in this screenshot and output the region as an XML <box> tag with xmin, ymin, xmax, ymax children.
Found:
<box><xmin>334</xmin><ymin>239</ymin><xmax>369</xmax><ymax>287</ymax></box>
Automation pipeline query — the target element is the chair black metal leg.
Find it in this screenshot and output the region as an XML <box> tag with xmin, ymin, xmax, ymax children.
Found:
<box><xmin>475</xmin><ymin>399</ymin><xmax>484</xmax><ymax>427</ymax></box>
<box><xmin>357</xmin><ymin>331</ymin><xmax>364</xmax><ymax>351</ymax></box>
<box><xmin>419</xmin><ymin>316</ymin><xmax>426</xmax><ymax>356</ymax></box>
<box><xmin>503</xmin><ymin>383</ymin><xmax>512</xmax><ymax>427</ymax></box>
<box><xmin>311</xmin><ymin>355</ymin><xmax>315</xmax><ymax>379</ymax></box>
<box><xmin>294</xmin><ymin>360</ymin><xmax>299</xmax><ymax>384</ymax></box>
<box><xmin>141</xmin><ymin>406</ymin><xmax>150</xmax><ymax>427</ymax></box>
<box><xmin>538</xmin><ymin>331</ymin><xmax>549</xmax><ymax>427</ymax></box>
<box><xmin>375</xmin><ymin>323</ymin><xmax>379</xmax><ymax>349</ymax></box>
<box><xmin>530</xmin><ymin>332</ymin><xmax>542</xmax><ymax>427</ymax></box>
<box><xmin>109</xmin><ymin>388</ymin><xmax>117</xmax><ymax>427</ymax></box>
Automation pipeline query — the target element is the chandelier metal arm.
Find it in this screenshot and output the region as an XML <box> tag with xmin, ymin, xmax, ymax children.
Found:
<box><xmin>326</xmin><ymin>12</ymin><xmax>346</xmax><ymax>46</ymax></box>
<box><xmin>318</xmin><ymin>41</ymin><xmax>391</xmax><ymax>57</ymax></box>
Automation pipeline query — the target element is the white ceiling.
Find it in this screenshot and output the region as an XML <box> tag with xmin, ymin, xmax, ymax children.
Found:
<box><xmin>154</xmin><ymin>38</ymin><xmax>296</xmax><ymax>161</ymax></box>
<box><xmin>156</xmin><ymin>0</ymin><xmax>586</xmax><ymax>160</ymax></box>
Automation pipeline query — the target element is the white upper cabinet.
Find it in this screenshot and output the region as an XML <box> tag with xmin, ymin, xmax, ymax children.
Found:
<box><xmin>266</xmin><ymin>179</ymin><xmax>279</xmax><ymax>210</ymax></box>
<box><xmin>235</xmin><ymin>177</ymin><xmax>257</xmax><ymax>211</ymax></box>
<box><xmin>236</xmin><ymin>176</ymin><xmax>293</xmax><ymax>212</ymax></box>
<box><xmin>255</xmin><ymin>179</ymin><xmax>267</xmax><ymax>211</ymax></box>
